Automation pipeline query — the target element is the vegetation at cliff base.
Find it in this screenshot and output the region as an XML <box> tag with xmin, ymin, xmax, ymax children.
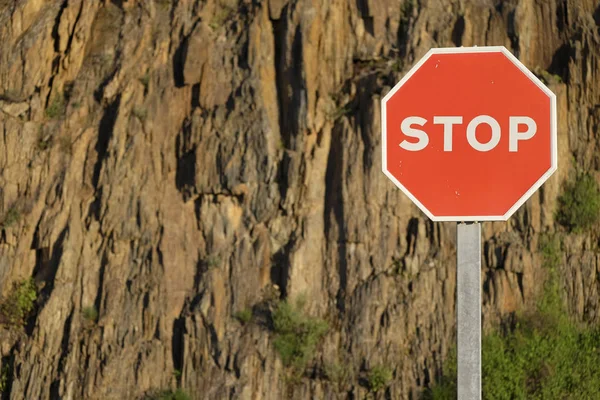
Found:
<box><xmin>424</xmin><ymin>234</ymin><xmax>600</xmax><ymax>399</ymax></box>
<box><xmin>556</xmin><ymin>173</ymin><xmax>600</xmax><ymax>232</ymax></box>
<box><xmin>144</xmin><ymin>388</ymin><xmax>191</xmax><ymax>400</ymax></box>
<box><xmin>272</xmin><ymin>296</ymin><xmax>328</xmax><ymax>371</ymax></box>
<box><xmin>425</xmin><ymin>317</ymin><xmax>600</xmax><ymax>399</ymax></box>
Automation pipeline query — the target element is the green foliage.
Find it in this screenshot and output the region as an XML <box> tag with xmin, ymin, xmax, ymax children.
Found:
<box><xmin>421</xmin><ymin>349</ymin><xmax>456</xmax><ymax>400</ymax></box>
<box><xmin>37</xmin><ymin>137</ymin><xmax>52</xmax><ymax>151</ymax></box>
<box><xmin>424</xmin><ymin>245</ymin><xmax>600</xmax><ymax>400</ymax></box>
<box><xmin>367</xmin><ymin>365</ymin><xmax>393</xmax><ymax>392</ymax></box>
<box><xmin>481</xmin><ymin>321</ymin><xmax>600</xmax><ymax>399</ymax></box>
<box><xmin>209</xmin><ymin>5</ymin><xmax>233</xmax><ymax>30</ymax></box>
<box><xmin>539</xmin><ymin>233</ymin><xmax>561</xmax><ymax>270</ymax></box>
<box><xmin>0</xmin><ymin>364</ymin><xmax>9</xmax><ymax>394</ymax></box>
<box><xmin>556</xmin><ymin>173</ymin><xmax>600</xmax><ymax>232</ymax></box>
<box><xmin>144</xmin><ymin>388</ymin><xmax>191</xmax><ymax>400</ymax></box>
<box><xmin>45</xmin><ymin>94</ymin><xmax>66</xmax><ymax>119</ymax></box>
<box><xmin>204</xmin><ymin>255</ymin><xmax>220</xmax><ymax>269</ymax></box>
<box><xmin>139</xmin><ymin>73</ymin><xmax>151</xmax><ymax>90</ymax></box>
<box><xmin>234</xmin><ymin>308</ymin><xmax>252</xmax><ymax>324</ymax></box>
<box><xmin>535</xmin><ymin>68</ymin><xmax>563</xmax><ymax>84</ymax></box>
<box><xmin>0</xmin><ymin>278</ymin><xmax>37</xmax><ymax>326</ymax></box>
<box><xmin>37</xmin><ymin>126</ymin><xmax>53</xmax><ymax>151</ymax></box>
<box><xmin>82</xmin><ymin>306</ymin><xmax>99</xmax><ymax>323</ymax></box>
<box><xmin>155</xmin><ymin>0</ymin><xmax>171</xmax><ymax>11</ymax></box>
<box><xmin>324</xmin><ymin>361</ymin><xmax>352</xmax><ymax>389</ymax></box>
<box><xmin>537</xmin><ymin>233</ymin><xmax>563</xmax><ymax>320</ymax></box>
<box><xmin>1</xmin><ymin>207</ymin><xmax>20</xmax><ymax>228</ymax></box>
<box><xmin>272</xmin><ymin>297</ymin><xmax>328</xmax><ymax>371</ymax></box>
<box><xmin>329</xmin><ymin>103</ymin><xmax>351</xmax><ymax>120</ymax></box>
<box><xmin>133</xmin><ymin>106</ymin><xmax>148</xmax><ymax>121</ymax></box>
<box><xmin>90</xmin><ymin>53</ymin><xmax>114</xmax><ymax>69</ymax></box>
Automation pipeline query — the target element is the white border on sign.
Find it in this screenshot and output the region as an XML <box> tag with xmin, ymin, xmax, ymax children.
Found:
<box><xmin>381</xmin><ymin>46</ymin><xmax>558</xmax><ymax>222</ymax></box>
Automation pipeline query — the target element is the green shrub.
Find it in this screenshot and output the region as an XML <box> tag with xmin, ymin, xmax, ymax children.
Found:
<box><xmin>132</xmin><ymin>106</ymin><xmax>148</xmax><ymax>121</ymax></box>
<box><xmin>367</xmin><ymin>365</ymin><xmax>393</xmax><ymax>392</ymax></box>
<box><xmin>272</xmin><ymin>297</ymin><xmax>328</xmax><ymax>371</ymax></box>
<box><xmin>324</xmin><ymin>361</ymin><xmax>352</xmax><ymax>389</ymax></box>
<box><xmin>204</xmin><ymin>255</ymin><xmax>220</xmax><ymax>269</ymax></box>
<box><xmin>37</xmin><ymin>128</ymin><xmax>53</xmax><ymax>151</ymax></box>
<box><xmin>155</xmin><ymin>0</ymin><xmax>171</xmax><ymax>11</ymax></box>
<box><xmin>424</xmin><ymin>249</ymin><xmax>600</xmax><ymax>400</ymax></box>
<box><xmin>426</xmin><ymin>322</ymin><xmax>600</xmax><ymax>399</ymax></box>
<box><xmin>556</xmin><ymin>173</ymin><xmax>600</xmax><ymax>232</ymax></box>
<box><xmin>144</xmin><ymin>388</ymin><xmax>191</xmax><ymax>400</ymax></box>
<box><xmin>539</xmin><ymin>233</ymin><xmax>561</xmax><ymax>270</ymax></box>
<box><xmin>537</xmin><ymin>233</ymin><xmax>564</xmax><ymax>320</ymax></box>
<box><xmin>535</xmin><ymin>68</ymin><xmax>563</xmax><ymax>84</ymax></box>
<box><xmin>234</xmin><ymin>308</ymin><xmax>252</xmax><ymax>324</ymax></box>
<box><xmin>421</xmin><ymin>349</ymin><xmax>456</xmax><ymax>400</ymax></box>
<box><xmin>45</xmin><ymin>94</ymin><xmax>65</xmax><ymax>119</ymax></box>
<box><xmin>0</xmin><ymin>364</ymin><xmax>9</xmax><ymax>394</ymax></box>
<box><xmin>139</xmin><ymin>73</ymin><xmax>151</xmax><ymax>90</ymax></box>
<box><xmin>0</xmin><ymin>278</ymin><xmax>37</xmax><ymax>325</ymax></box>
<box><xmin>209</xmin><ymin>5</ymin><xmax>233</xmax><ymax>30</ymax></box>
<box><xmin>328</xmin><ymin>103</ymin><xmax>351</xmax><ymax>120</ymax></box>
<box><xmin>1</xmin><ymin>207</ymin><xmax>20</xmax><ymax>228</ymax></box>
<box><xmin>82</xmin><ymin>306</ymin><xmax>99</xmax><ymax>322</ymax></box>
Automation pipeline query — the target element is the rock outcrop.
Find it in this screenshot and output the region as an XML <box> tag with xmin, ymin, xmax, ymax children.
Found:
<box><xmin>0</xmin><ymin>0</ymin><xmax>598</xmax><ymax>399</ymax></box>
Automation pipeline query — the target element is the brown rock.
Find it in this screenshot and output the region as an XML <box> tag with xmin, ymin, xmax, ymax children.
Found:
<box><xmin>0</xmin><ymin>0</ymin><xmax>598</xmax><ymax>399</ymax></box>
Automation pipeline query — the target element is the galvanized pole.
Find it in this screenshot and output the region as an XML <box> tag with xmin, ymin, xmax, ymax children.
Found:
<box><xmin>457</xmin><ymin>222</ymin><xmax>481</xmax><ymax>400</ymax></box>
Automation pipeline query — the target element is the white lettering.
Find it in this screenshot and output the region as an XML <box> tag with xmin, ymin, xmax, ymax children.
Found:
<box><xmin>400</xmin><ymin>117</ymin><xmax>429</xmax><ymax>151</ymax></box>
<box><xmin>509</xmin><ymin>116</ymin><xmax>537</xmax><ymax>152</ymax></box>
<box><xmin>466</xmin><ymin>115</ymin><xmax>501</xmax><ymax>152</ymax></box>
<box><xmin>433</xmin><ymin>116</ymin><xmax>463</xmax><ymax>151</ymax></box>
<box><xmin>398</xmin><ymin>115</ymin><xmax>536</xmax><ymax>152</ymax></box>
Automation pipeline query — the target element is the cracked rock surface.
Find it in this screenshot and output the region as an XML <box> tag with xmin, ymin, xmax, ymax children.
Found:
<box><xmin>0</xmin><ymin>0</ymin><xmax>599</xmax><ymax>399</ymax></box>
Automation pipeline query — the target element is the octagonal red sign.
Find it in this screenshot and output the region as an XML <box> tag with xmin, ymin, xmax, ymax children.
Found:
<box><xmin>381</xmin><ymin>47</ymin><xmax>557</xmax><ymax>221</ymax></box>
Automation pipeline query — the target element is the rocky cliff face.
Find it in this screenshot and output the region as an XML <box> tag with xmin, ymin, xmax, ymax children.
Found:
<box><xmin>0</xmin><ymin>0</ymin><xmax>598</xmax><ymax>399</ymax></box>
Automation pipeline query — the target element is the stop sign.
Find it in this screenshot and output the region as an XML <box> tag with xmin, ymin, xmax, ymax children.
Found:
<box><xmin>382</xmin><ymin>47</ymin><xmax>557</xmax><ymax>221</ymax></box>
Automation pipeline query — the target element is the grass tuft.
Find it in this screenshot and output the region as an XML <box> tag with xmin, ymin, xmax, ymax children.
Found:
<box><xmin>234</xmin><ymin>308</ymin><xmax>252</xmax><ymax>324</ymax></box>
<box><xmin>143</xmin><ymin>388</ymin><xmax>191</xmax><ymax>400</ymax></box>
<box><xmin>82</xmin><ymin>306</ymin><xmax>99</xmax><ymax>323</ymax></box>
<box><xmin>367</xmin><ymin>365</ymin><xmax>393</xmax><ymax>392</ymax></box>
<box><xmin>556</xmin><ymin>173</ymin><xmax>600</xmax><ymax>232</ymax></box>
<box><xmin>271</xmin><ymin>296</ymin><xmax>328</xmax><ymax>372</ymax></box>
<box><xmin>0</xmin><ymin>278</ymin><xmax>37</xmax><ymax>326</ymax></box>
<box><xmin>45</xmin><ymin>94</ymin><xmax>66</xmax><ymax>119</ymax></box>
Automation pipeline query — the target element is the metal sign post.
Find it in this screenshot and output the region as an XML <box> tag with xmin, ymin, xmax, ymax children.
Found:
<box><xmin>457</xmin><ymin>222</ymin><xmax>481</xmax><ymax>400</ymax></box>
<box><xmin>381</xmin><ymin>46</ymin><xmax>557</xmax><ymax>400</ymax></box>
